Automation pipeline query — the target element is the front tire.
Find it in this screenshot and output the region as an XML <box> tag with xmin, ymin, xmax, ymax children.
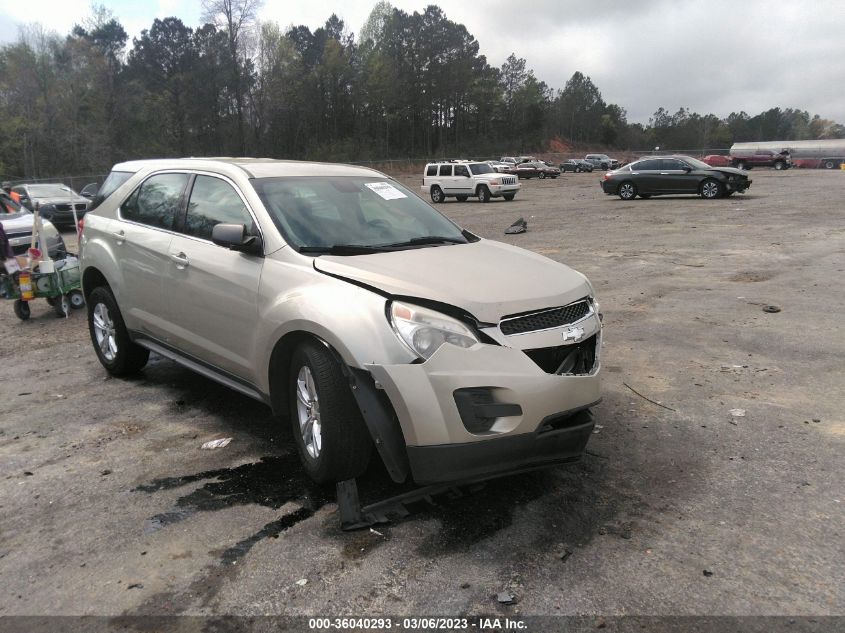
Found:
<box><xmin>478</xmin><ymin>185</ymin><xmax>491</xmax><ymax>203</ymax></box>
<box><xmin>773</xmin><ymin>160</ymin><xmax>786</xmax><ymax>170</ymax></box>
<box><xmin>618</xmin><ymin>181</ymin><xmax>637</xmax><ymax>200</ymax></box>
<box><xmin>430</xmin><ymin>185</ymin><xmax>444</xmax><ymax>203</ymax></box>
<box><xmin>87</xmin><ymin>286</ymin><xmax>149</xmax><ymax>375</ymax></box>
<box><xmin>538</xmin><ymin>172</ymin><xmax>546</xmax><ymax>180</ymax></box>
<box><xmin>503</xmin><ymin>193</ymin><xmax>515</xmax><ymax>201</ymax></box>
<box><xmin>700</xmin><ymin>178</ymin><xmax>724</xmax><ymax>199</ymax></box>
<box><xmin>288</xmin><ymin>341</ymin><xmax>372</xmax><ymax>483</ymax></box>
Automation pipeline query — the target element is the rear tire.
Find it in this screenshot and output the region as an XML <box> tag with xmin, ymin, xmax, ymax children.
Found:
<box><xmin>618</xmin><ymin>181</ymin><xmax>637</xmax><ymax>200</ymax></box>
<box><xmin>824</xmin><ymin>160</ymin><xmax>836</xmax><ymax>169</ymax></box>
<box><xmin>773</xmin><ymin>160</ymin><xmax>786</xmax><ymax>170</ymax></box>
<box><xmin>478</xmin><ymin>186</ymin><xmax>491</xmax><ymax>203</ymax></box>
<box><xmin>87</xmin><ymin>286</ymin><xmax>149</xmax><ymax>375</ymax></box>
<box><xmin>538</xmin><ymin>172</ymin><xmax>546</xmax><ymax>180</ymax></box>
<box><xmin>288</xmin><ymin>341</ymin><xmax>372</xmax><ymax>483</ymax></box>
<box><xmin>13</xmin><ymin>299</ymin><xmax>30</xmax><ymax>321</ymax></box>
<box><xmin>430</xmin><ymin>186</ymin><xmax>444</xmax><ymax>203</ymax></box>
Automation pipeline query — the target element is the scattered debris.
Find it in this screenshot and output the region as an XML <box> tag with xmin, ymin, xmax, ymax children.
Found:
<box><xmin>596</xmin><ymin>618</ymin><xmax>607</xmax><ymax>629</ymax></box>
<box><xmin>598</xmin><ymin>526</ymin><xmax>608</xmax><ymax>535</ymax></box>
<box><xmin>23</xmin><ymin>471</ymin><xmax>33</xmax><ymax>476</ymax></box>
<box><xmin>558</xmin><ymin>547</ymin><xmax>573</xmax><ymax>562</ymax></box>
<box><xmin>127</xmin><ymin>583</ymin><xmax>143</xmax><ymax>590</ymax></box>
<box><xmin>623</xmin><ymin>382</ymin><xmax>677</xmax><ymax>412</ymax></box>
<box><xmin>812</xmin><ymin>418</ymin><xmax>821</xmax><ymax>423</ymax></box>
<box><xmin>369</xmin><ymin>528</ymin><xmax>384</xmax><ymax>537</ymax></box>
<box><xmin>497</xmin><ymin>591</ymin><xmax>515</xmax><ymax>604</ymax></box>
<box><xmin>201</xmin><ymin>437</ymin><xmax>232</xmax><ymax>450</ymax></box>
<box><xmin>295</xmin><ymin>578</ymin><xmax>308</xmax><ymax>586</ymax></box>
<box><xmin>17</xmin><ymin>392</ymin><xmax>31</xmax><ymax>396</ymax></box>
<box><xmin>728</xmin><ymin>409</ymin><xmax>746</xmax><ymax>425</ymax></box>
<box><xmin>460</xmin><ymin>582</ymin><xmax>470</xmax><ymax>589</ymax></box>
<box><xmin>762</xmin><ymin>305</ymin><xmax>781</xmax><ymax>313</ymax></box>
<box><xmin>100</xmin><ymin>470</ymin><xmax>112</xmax><ymax>476</ymax></box>
<box><xmin>703</xmin><ymin>570</ymin><xmax>714</xmax><ymax>577</ymax></box>
<box><xmin>504</xmin><ymin>217</ymin><xmax>527</xmax><ymax>234</ymax></box>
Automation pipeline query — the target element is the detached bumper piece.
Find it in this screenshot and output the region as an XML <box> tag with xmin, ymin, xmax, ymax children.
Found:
<box><xmin>407</xmin><ymin>409</ymin><xmax>594</xmax><ymax>484</ymax></box>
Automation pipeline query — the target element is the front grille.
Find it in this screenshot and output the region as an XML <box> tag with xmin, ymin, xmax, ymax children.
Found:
<box><xmin>75</xmin><ymin>203</ymin><xmax>87</xmax><ymax>210</ymax></box>
<box><xmin>500</xmin><ymin>300</ymin><xmax>591</xmax><ymax>335</ymax></box>
<box><xmin>55</xmin><ymin>204</ymin><xmax>71</xmax><ymax>211</ymax></box>
<box><xmin>524</xmin><ymin>335</ymin><xmax>597</xmax><ymax>375</ymax></box>
<box><xmin>501</xmin><ymin>176</ymin><xmax>516</xmax><ymax>185</ymax></box>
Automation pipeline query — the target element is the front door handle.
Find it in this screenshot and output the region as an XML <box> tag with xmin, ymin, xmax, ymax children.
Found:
<box><xmin>170</xmin><ymin>252</ymin><xmax>189</xmax><ymax>269</ymax></box>
<box><xmin>111</xmin><ymin>230</ymin><xmax>125</xmax><ymax>244</ymax></box>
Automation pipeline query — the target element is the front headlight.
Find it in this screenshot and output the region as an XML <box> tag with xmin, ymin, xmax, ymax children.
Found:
<box><xmin>389</xmin><ymin>300</ymin><xmax>480</xmax><ymax>360</ymax></box>
<box><xmin>39</xmin><ymin>203</ymin><xmax>56</xmax><ymax>218</ymax></box>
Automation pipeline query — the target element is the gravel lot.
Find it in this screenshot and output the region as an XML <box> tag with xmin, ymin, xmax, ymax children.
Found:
<box><xmin>0</xmin><ymin>169</ymin><xmax>843</xmax><ymax>620</ymax></box>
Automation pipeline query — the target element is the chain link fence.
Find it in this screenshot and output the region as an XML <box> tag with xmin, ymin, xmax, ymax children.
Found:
<box><xmin>4</xmin><ymin>174</ymin><xmax>109</xmax><ymax>193</ymax></box>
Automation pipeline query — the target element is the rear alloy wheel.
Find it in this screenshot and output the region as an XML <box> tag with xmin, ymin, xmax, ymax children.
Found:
<box><xmin>773</xmin><ymin>160</ymin><xmax>786</xmax><ymax>170</ymax></box>
<box><xmin>700</xmin><ymin>179</ymin><xmax>723</xmax><ymax>199</ymax></box>
<box><xmin>478</xmin><ymin>185</ymin><xmax>491</xmax><ymax>203</ymax></box>
<box><xmin>618</xmin><ymin>181</ymin><xmax>637</xmax><ymax>200</ymax></box>
<box><xmin>288</xmin><ymin>341</ymin><xmax>372</xmax><ymax>483</ymax></box>
<box><xmin>88</xmin><ymin>286</ymin><xmax>150</xmax><ymax>375</ymax></box>
<box><xmin>430</xmin><ymin>185</ymin><xmax>444</xmax><ymax>203</ymax></box>
<box><xmin>538</xmin><ymin>172</ymin><xmax>546</xmax><ymax>179</ymax></box>
<box><xmin>824</xmin><ymin>160</ymin><xmax>836</xmax><ymax>169</ymax></box>
<box><xmin>735</xmin><ymin>161</ymin><xmax>746</xmax><ymax>170</ymax></box>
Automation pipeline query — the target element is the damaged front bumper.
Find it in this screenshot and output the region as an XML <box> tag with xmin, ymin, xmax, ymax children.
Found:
<box><xmin>367</xmin><ymin>316</ymin><xmax>602</xmax><ymax>484</ymax></box>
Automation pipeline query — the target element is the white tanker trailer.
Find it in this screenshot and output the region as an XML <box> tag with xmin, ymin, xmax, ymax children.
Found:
<box><xmin>730</xmin><ymin>140</ymin><xmax>845</xmax><ymax>169</ymax></box>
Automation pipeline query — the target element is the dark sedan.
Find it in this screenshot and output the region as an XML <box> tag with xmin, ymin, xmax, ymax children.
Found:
<box><xmin>560</xmin><ymin>159</ymin><xmax>594</xmax><ymax>173</ymax></box>
<box><xmin>11</xmin><ymin>183</ymin><xmax>89</xmax><ymax>229</ymax></box>
<box><xmin>516</xmin><ymin>161</ymin><xmax>560</xmax><ymax>179</ymax></box>
<box><xmin>600</xmin><ymin>155</ymin><xmax>752</xmax><ymax>200</ymax></box>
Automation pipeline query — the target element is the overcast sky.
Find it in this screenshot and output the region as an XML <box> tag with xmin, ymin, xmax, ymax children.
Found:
<box><xmin>1</xmin><ymin>0</ymin><xmax>843</xmax><ymax>124</ymax></box>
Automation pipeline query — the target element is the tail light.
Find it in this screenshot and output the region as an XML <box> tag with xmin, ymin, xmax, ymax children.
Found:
<box><xmin>603</xmin><ymin>172</ymin><xmax>612</xmax><ymax>181</ymax></box>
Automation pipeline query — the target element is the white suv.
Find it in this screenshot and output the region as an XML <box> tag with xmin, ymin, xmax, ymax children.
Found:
<box><xmin>422</xmin><ymin>161</ymin><xmax>520</xmax><ymax>203</ymax></box>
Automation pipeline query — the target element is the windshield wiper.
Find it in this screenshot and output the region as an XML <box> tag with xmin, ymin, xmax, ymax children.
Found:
<box><xmin>382</xmin><ymin>236</ymin><xmax>467</xmax><ymax>248</ymax></box>
<box><xmin>298</xmin><ymin>244</ymin><xmax>390</xmax><ymax>255</ymax></box>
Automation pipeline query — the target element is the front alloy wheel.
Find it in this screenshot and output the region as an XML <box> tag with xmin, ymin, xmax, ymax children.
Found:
<box><xmin>700</xmin><ymin>179</ymin><xmax>723</xmax><ymax>199</ymax></box>
<box><xmin>87</xmin><ymin>286</ymin><xmax>149</xmax><ymax>375</ymax></box>
<box><xmin>296</xmin><ymin>366</ymin><xmax>322</xmax><ymax>460</ymax></box>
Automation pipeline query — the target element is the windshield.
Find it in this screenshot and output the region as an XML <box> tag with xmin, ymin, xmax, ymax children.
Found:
<box><xmin>252</xmin><ymin>176</ymin><xmax>469</xmax><ymax>253</ymax></box>
<box><xmin>0</xmin><ymin>193</ymin><xmax>27</xmax><ymax>216</ymax></box>
<box><xmin>680</xmin><ymin>156</ymin><xmax>712</xmax><ymax>170</ymax></box>
<box><xmin>468</xmin><ymin>163</ymin><xmax>493</xmax><ymax>175</ymax></box>
<box><xmin>28</xmin><ymin>184</ymin><xmax>75</xmax><ymax>197</ymax></box>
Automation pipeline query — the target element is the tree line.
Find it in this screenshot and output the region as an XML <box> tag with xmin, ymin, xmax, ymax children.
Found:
<box><xmin>1</xmin><ymin>0</ymin><xmax>843</xmax><ymax>180</ymax></box>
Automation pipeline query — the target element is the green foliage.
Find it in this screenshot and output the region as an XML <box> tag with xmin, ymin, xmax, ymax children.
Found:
<box><xmin>0</xmin><ymin>2</ymin><xmax>843</xmax><ymax>179</ymax></box>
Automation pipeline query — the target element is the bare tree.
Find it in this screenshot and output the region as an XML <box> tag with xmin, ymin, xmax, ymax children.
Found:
<box><xmin>201</xmin><ymin>0</ymin><xmax>263</xmax><ymax>154</ymax></box>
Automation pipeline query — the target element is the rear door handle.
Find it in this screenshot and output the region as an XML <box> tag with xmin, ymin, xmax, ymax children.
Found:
<box><xmin>170</xmin><ymin>252</ymin><xmax>189</xmax><ymax>269</ymax></box>
<box><xmin>111</xmin><ymin>230</ymin><xmax>125</xmax><ymax>244</ymax></box>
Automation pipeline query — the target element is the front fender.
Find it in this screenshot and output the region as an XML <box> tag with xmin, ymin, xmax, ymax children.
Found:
<box><xmin>80</xmin><ymin>215</ymin><xmax>125</xmax><ymax>302</ymax></box>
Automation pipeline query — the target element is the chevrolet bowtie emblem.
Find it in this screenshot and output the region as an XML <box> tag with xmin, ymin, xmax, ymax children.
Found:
<box><xmin>561</xmin><ymin>326</ymin><xmax>585</xmax><ymax>342</ymax></box>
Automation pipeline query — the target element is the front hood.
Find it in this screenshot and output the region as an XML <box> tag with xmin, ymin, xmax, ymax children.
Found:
<box><xmin>1</xmin><ymin>213</ymin><xmax>35</xmax><ymax>233</ymax></box>
<box><xmin>313</xmin><ymin>239</ymin><xmax>592</xmax><ymax>323</ymax></box>
<box><xmin>713</xmin><ymin>167</ymin><xmax>747</xmax><ymax>176</ymax></box>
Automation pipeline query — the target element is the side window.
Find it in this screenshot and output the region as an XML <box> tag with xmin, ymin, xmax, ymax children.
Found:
<box><xmin>439</xmin><ymin>165</ymin><xmax>452</xmax><ymax>176</ymax></box>
<box><xmin>426</xmin><ymin>165</ymin><xmax>437</xmax><ymax>176</ymax></box>
<box><xmin>659</xmin><ymin>159</ymin><xmax>685</xmax><ymax>170</ymax></box>
<box><xmin>634</xmin><ymin>160</ymin><xmax>658</xmax><ymax>171</ymax></box>
<box><xmin>454</xmin><ymin>165</ymin><xmax>469</xmax><ymax>177</ymax></box>
<box><xmin>121</xmin><ymin>173</ymin><xmax>188</xmax><ymax>230</ymax></box>
<box><xmin>183</xmin><ymin>175</ymin><xmax>253</xmax><ymax>241</ymax></box>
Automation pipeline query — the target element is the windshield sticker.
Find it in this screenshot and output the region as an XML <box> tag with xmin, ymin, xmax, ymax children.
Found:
<box><xmin>364</xmin><ymin>182</ymin><xmax>407</xmax><ymax>200</ymax></box>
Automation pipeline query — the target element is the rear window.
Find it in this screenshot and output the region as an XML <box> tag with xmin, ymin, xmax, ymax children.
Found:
<box><xmin>426</xmin><ymin>165</ymin><xmax>437</xmax><ymax>176</ymax></box>
<box><xmin>90</xmin><ymin>170</ymin><xmax>133</xmax><ymax>210</ymax></box>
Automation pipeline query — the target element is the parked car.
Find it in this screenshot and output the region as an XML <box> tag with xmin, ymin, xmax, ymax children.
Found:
<box><xmin>560</xmin><ymin>159</ymin><xmax>593</xmax><ymax>173</ymax></box>
<box><xmin>423</xmin><ymin>160</ymin><xmax>520</xmax><ymax>202</ymax></box>
<box><xmin>729</xmin><ymin>150</ymin><xmax>790</xmax><ymax>171</ymax></box>
<box><xmin>487</xmin><ymin>160</ymin><xmax>518</xmax><ymax>174</ymax></box>
<box><xmin>80</xmin><ymin>158</ymin><xmax>602</xmax><ymax>486</ymax></box>
<box><xmin>584</xmin><ymin>154</ymin><xmax>620</xmax><ymax>170</ymax></box>
<box><xmin>11</xmin><ymin>183</ymin><xmax>90</xmax><ymax>229</ymax></box>
<box><xmin>0</xmin><ymin>192</ymin><xmax>67</xmax><ymax>259</ymax></box>
<box><xmin>701</xmin><ymin>155</ymin><xmax>732</xmax><ymax>167</ymax></box>
<box><xmin>499</xmin><ymin>156</ymin><xmax>518</xmax><ymax>166</ymax></box>
<box><xmin>516</xmin><ymin>161</ymin><xmax>560</xmax><ymax>179</ymax></box>
<box><xmin>600</xmin><ymin>155</ymin><xmax>752</xmax><ymax>200</ymax></box>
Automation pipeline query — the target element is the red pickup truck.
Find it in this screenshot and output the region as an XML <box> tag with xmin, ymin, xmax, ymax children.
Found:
<box><xmin>729</xmin><ymin>150</ymin><xmax>791</xmax><ymax>171</ymax></box>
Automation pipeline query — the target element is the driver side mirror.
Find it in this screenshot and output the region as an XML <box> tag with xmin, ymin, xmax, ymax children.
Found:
<box><xmin>211</xmin><ymin>223</ymin><xmax>263</xmax><ymax>256</ymax></box>
<box><xmin>683</xmin><ymin>165</ymin><xmax>693</xmax><ymax>172</ymax></box>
